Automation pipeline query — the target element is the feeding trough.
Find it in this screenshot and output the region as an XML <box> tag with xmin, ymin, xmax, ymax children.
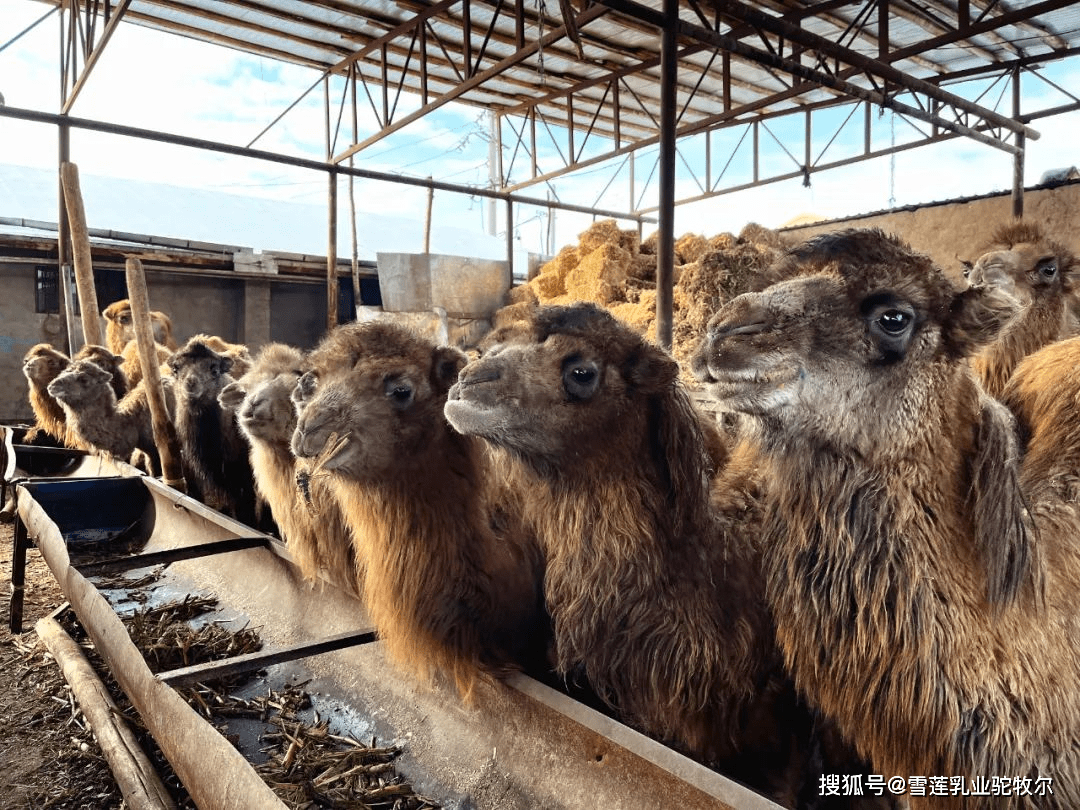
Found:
<box><xmin>6</xmin><ymin>455</ymin><xmax>782</xmax><ymax>810</ymax></box>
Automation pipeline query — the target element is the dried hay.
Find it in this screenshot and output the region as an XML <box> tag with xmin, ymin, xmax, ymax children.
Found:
<box><xmin>564</xmin><ymin>243</ymin><xmax>632</xmax><ymax>305</ymax></box>
<box><xmin>497</xmin><ymin>221</ymin><xmax>790</xmax><ymax>378</ymax></box>
<box><xmin>577</xmin><ymin>219</ymin><xmax>640</xmax><ymax>256</ymax></box>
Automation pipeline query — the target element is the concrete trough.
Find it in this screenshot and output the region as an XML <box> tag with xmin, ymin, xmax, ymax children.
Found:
<box><xmin>8</xmin><ymin>455</ymin><xmax>782</xmax><ymax>810</ymax></box>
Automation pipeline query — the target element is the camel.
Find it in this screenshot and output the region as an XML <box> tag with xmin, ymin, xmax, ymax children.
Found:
<box><xmin>73</xmin><ymin>344</ymin><xmax>128</xmax><ymax>401</ymax></box>
<box><xmin>103</xmin><ymin>299</ymin><xmax>179</xmax><ymax>388</ymax></box>
<box><xmin>692</xmin><ymin>228</ymin><xmax>1080</xmax><ymax>809</ymax></box>
<box><xmin>168</xmin><ymin>336</ymin><xmax>257</xmax><ymax>524</ymax></box>
<box><xmin>47</xmin><ymin>358</ymin><xmax>173</xmax><ymax>472</ymax></box>
<box><xmin>217</xmin><ymin>343</ymin><xmax>356</xmax><ymax>595</ymax></box>
<box><xmin>102</xmin><ymin>299</ymin><xmax>179</xmax><ymax>354</ymax></box>
<box><xmin>443</xmin><ymin>302</ymin><xmax>829</xmax><ymax>805</ymax></box>
<box><xmin>290</xmin><ymin>320</ymin><xmax>547</xmax><ymax>699</ymax></box>
<box><xmin>21</xmin><ymin>343</ymin><xmax>72</xmax><ymax>446</ymax></box>
<box><xmin>964</xmin><ymin>221</ymin><xmax>1077</xmax><ymax>398</ymax></box>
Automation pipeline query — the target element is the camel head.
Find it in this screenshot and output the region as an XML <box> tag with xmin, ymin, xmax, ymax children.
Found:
<box><xmin>102</xmin><ymin>299</ymin><xmax>178</xmax><ymax>354</ymax></box>
<box><xmin>220</xmin><ymin>343</ymin><xmax>305</xmax><ymax>447</ymax></box>
<box><xmin>73</xmin><ymin>345</ymin><xmax>127</xmax><ymax>397</ymax></box>
<box><xmin>47</xmin><ymin>358</ymin><xmax>116</xmax><ymax>409</ymax></box>
<box><xmin>22</xmin><ymin>343</ymin><xmax>70</xmax><ymax>386</ymax></box>
<box><xmin>691</xmin><ymin>228</ymin><xmax>1021</xmax><ymax>455</ymax></box>
<box><xmin>965</xmin><ymin>221</ymin><xmax>1076</xmax><ymax>313</ymax></box>
<box><xmin>291</xmin><ymin>321</ymin><xmax>466</xmax><ymax>480</ymax></box>
<box><xmin>445</xmin><ymin>302</ymin><xmax>680</xmax><ymax>472</ymax></box>
<box><xmin>168</xmin><ymin>337</ymin><xmax>234</xmax><ymax>401</ymax></box>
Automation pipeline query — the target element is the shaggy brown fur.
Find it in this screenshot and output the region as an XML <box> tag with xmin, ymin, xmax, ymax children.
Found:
<box><xmin>47</xmin><ymin>358</ymin><xmax>174</xmax><ymax>471</ymax></box>
<box><xmin>200</xmin><ymin>335</ymin><xmax>252</xmax><ymax>377</ymax></box>
<box><xmin>218</xmin><ymin>343</ymin><xmax>356</xmax><ymax>595</ymax></box>
<box><xmin>693</xmin><ymin>228</ymin><xmax>1080</xmax><ymax>809</ymax></box>
<box><xmin>291</xmin><ymin>321</ymin><xmax>547</xmax><ymax>699</ymax></box>
<box><xmin>22</xmin><ymin>343</ymin><xmax>73</xmax><ymax>446</ymax></box>
<box><xmin>444</xmin><ymin>303</ymin><xmax>820</xmax><ymax>804</ymax></box>
<box><xmin>119</xmin><ymin>339</ymin><xmax>174</xmax><ymax>389</ymax></box>
<box><xmin>169</xmin><ymin>336</ymin><xmax>257</xmax><ymax>524</ymax></box>
<box><xmin>103</xmin><ymin>300</ymin><xmax>179</xmax><ymax>354</ymax></box>
<box><xmin>1001</xmin><ymin>335</ymin><xmax>1080</xmax><ymax>535</ymax></box>
<box><xmin>73</xmin><ymin>344</ymin><xmax>127</xmax><ymax>401</ymax></box>
<box><xmin>965</xmin><ymin>221</ymin><xmax>1077</xmax><ymax>398</ymax></box>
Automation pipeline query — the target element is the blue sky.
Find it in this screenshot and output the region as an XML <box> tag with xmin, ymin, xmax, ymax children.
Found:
<box><xmin>2</xmin><ymin>0</ymin><xmax>1078</xmax><ymax>256</ymax></box>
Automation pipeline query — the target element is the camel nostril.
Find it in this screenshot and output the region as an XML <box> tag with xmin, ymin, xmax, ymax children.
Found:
<box><xmin>713</xmin><ymin>320</ymin><xmax>770</xmax><ymax>338</ymax></box>
<box><xmin>459</xmin><ymin>366</ymin><xmax>501</xmax><ymax>387</ymax></box>
<box><xmin>689</xmin><ymin>347</ymin><xmax>716</xmax><ymax>383</ymax></box>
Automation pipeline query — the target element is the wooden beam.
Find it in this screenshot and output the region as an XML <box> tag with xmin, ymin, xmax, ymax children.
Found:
<box><xmin>36</xmin><ymin>615</ymin><xmax>178</xmax><ymax>810</ymax></box>
<box><xmin>62</xmin><ymin>0</ymin><xmax>132</xmax><ymax>113</ymax></box>
<box><xmin>125</xmin><ymin>257</ymin><xmax>186</xmax><ymax>491</ymax></box>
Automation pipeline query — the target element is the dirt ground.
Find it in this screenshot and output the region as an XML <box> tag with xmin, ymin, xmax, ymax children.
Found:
<box><xmin>0</xmin><ymin>520</ymin><xmax>124</xmax><ymax>810</ymax></box>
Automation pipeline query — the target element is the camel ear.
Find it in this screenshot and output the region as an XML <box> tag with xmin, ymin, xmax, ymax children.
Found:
<box><xmin>968</xmin><ymin>396</ymin><xmax>1040</xmax><ymax>608</ymax></box>
<box><xmin>85</xmin><ymin>361</ymin><xmax>112</xmax><ymax>382</ymax></box>
<box><xmin>218</xmin><ymin>381</ymin><xmax>246</xmax><ymax>410</ymax></box>
<box><xmin>624</xmin><ymin>344</ymin><xmax>678</xmax><ymax>395</ymax></box>
<box><xmin>943</xmin><ymin>284</ymin><xmax>1020</xmax><ymax>358</ymax></box>
<box><xmin>431</xmin><ymin>346</ymin><xmax>467</xmax><ymax>393</ymax></box>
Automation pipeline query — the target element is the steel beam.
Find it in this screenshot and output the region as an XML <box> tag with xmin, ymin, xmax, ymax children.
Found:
<box><xmin>332</xmin><ymin>3</ymin><xmax>611</xmax><ymax>162</ymax></box>
<box><xmin>0</xmin><ymin>105</ymin><xmax>654</xmax><ymax>225</ymax></box>
<box><xmin>708</xmin><ymin>0</ymin><xmax>1038</xmax><ymax>141</ymax></box>
<box><xmin>656</xmin><ymin>0</ymin><xmax>676</xmax><ymax>352</ymax></box>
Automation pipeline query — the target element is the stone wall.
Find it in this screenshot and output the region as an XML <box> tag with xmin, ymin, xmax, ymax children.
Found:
<box><xmin>781</xmin><ymin>181</ymin><xmax>1080</xmax><ymax>281</ymax></box>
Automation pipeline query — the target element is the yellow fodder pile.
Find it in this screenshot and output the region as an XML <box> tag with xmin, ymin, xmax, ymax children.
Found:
<box><xmin>496</xmin><ymin>219</ymin><xmax>791</xmax><ymax>376</ymax></box>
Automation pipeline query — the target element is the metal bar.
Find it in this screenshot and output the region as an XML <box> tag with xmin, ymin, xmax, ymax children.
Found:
<box><xmin>9</xmin><ymin>516</ymin><xmax>29</xmax><ymax>633</ymax></box>
<box><xmin>330</xmin><ymin>0</ymin><xmax>459</xmax><ymax>75</ymax></box>
<box><xmin>0</xmin><ymin>106</ymin><xmax>653</xmax><ymax>223</ymax></box>
<box><xmin>332</xmin><ymin>3</ymin><xmax>611</xmax><ymax>163</ymax></box>
<box><xmin>1012</xmin><ymin>65</ymin><xmax>1024</xmax><ymax>218</ymax></box>
<box><xmin>11</xmin><ymin>444</ymin><xmax>87</xmax><ymax>456</ymax></box>
<box><xmin>505</xmin><ymin>198</ymin><xmax>514</xmax><ymax>270</ymax></box>
<box><xmin>656</xmin><ymin>0</ymin><xmax>676</xmax><ymax>353</ymax></box>
<box><xmin>594</xmin><ymin>0</ymin><xmax>1025</xmax><ymax>155</ymax></box>
<box><xmin>78</xmin><ymin>536</ymin><xmax>268</xmax><ymax>578</ymax></box>
<box><xmin>0</xmin><ymin>4</ymin><xmax>59</xmax><ymax>55</ymax></box>
<box><xmin>61</xmin><ymin>0</ymin><xmax>132</xmax><ymax>114</ymax></box>
<box><xmin>709</xmin><ymin>0</ymin><xmax>1038</xmax><ymax>141</ymax></box>
<box><xmin>157</xmin><ymin>629</ymin><xmax>380</xmax><ymax>687</ymax></box>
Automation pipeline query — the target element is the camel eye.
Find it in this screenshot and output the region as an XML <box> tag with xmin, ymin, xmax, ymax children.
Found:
<box><xmin>562</xmin><ymin>358</ymin><xmax>600</xmax><ymax>400</ymax></box>
<box><xmin>385</xmin><ymin>378</ymin><xmax>414</xmax><ymax>408</ymax></box>
<box><xmin>1037</xmin><ymin>260</ymin><xmax>1057</xmax><ymax>280</ymax></box>
<box><xmin>878</xmin><ymin>309</ymin><xmax>911</xmax><ymax>335</ymax></box>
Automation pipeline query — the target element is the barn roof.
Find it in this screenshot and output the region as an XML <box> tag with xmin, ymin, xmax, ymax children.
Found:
<box><xmin>38</xmin><ymin>0</ymin><xmax>1080</xmax><ymax>210</ymax></box>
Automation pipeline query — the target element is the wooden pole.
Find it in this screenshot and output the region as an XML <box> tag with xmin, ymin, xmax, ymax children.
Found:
<box><xmin>124</xmin><ymin>258</ymin><xmax>186</xmax><ymax>492</ymax></box>
<box><xmin>60</xmin><ymin>162</ymin><xmax>102</xmax><ymax>347</ymax></box>
<box><xmin>327</xmin><ymin>171</ymin><xmax>339</xmax><ymax>329</ymax></box>
<box><xmin>36</xmin><ymin>615</ymin><xmax>178</xmax><ymax>810</ymax></box>
<box><xmin>423</xmin><ymin>178</ymin><xmax>434</xmax><ymax>254</ymax></box>
<box><xmin>57</xmin><ymin>122</ymin><xmax>76</xmax><ymax>355</ymax></box>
